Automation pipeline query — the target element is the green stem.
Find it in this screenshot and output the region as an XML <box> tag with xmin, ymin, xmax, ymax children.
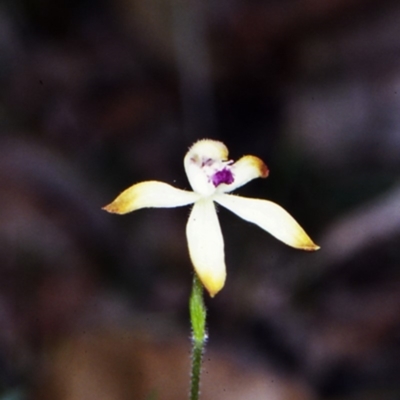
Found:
<box><xmin>189</xmin><ymin>273</ymin><xmax>207</xmax><ymax>400</ymax></box>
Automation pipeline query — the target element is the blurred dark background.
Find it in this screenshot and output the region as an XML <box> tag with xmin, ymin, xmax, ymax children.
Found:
<box><xmin>1</xmin><ymin>0</ymin><xmax>400</xmax><ymax>399</ymax></box>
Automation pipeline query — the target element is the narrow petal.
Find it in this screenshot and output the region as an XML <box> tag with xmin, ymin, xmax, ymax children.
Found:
<box><xmin>186</xmin><ymin>199</ymin><xmax>226</xmax><ymax>297</ymax></box>
<box><xmin>219</xmin><ymin>155</ymin><xmax>269</xmax><ymax>193</ymax></box>
<box><xmin>103</xmin><ymin>181</ymin><xmax>199</xmax><ymax>214</ymax></box>
<box><xmin>214</xmin><ymin>194</ymin><xmax>319</xmax><ymax>250</ymax></box>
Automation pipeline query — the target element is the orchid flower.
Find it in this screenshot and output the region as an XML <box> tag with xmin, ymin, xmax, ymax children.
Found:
<box><xmin>103</xmin><ymin>139</ymin><xmax>319</xmax><ymax>297</ymax></box>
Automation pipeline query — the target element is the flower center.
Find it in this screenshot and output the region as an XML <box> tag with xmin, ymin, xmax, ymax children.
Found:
<box><xmin>211</xmin><ymin>168</ymin><xmax>234</xmax><ymax>187</ymax></box>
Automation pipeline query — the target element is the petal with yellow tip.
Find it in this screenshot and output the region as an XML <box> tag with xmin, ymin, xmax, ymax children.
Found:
<box><xmin>214</xmin><ymin>194</ymin><xmax>319</xmax><ymax>251</ymax></box>
<box><xmin>186</xmin><ymin>199</ymin><xmax>226</xmax><ymax>297</ymax></box>
<box><xmin>219</xmin><ymin>155</ymin><xmax>269</xmax><ymax>193</ymax></box>
<box><xmin>103</xmin><ymin>181</ymin><xmax>199</xmax><ymax>214</ymax></box>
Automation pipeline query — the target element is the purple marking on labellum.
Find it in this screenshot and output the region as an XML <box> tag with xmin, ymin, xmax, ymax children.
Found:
<box><xmin>212</xmin><ymin>168</ymin><xmax>234</xmax><ymax>187</ymax></box>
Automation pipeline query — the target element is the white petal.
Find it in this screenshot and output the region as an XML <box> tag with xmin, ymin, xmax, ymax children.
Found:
<box><xmin>103</xmin><ymin>181</ymin><xmax>200</xmax><ymax>214</ymax></box>
<box><xmin>184</xmin><ymin>139</ymin><xmax>229</xmax><ymax>196</ymax></box>
<box><xmin>186</xmin><ymin>199</ymin><xmax>226</xmax><ymax>296</ymax></box>
<box><xmin>214</xmin><ymin>194</ymin><xmax>319</xmax><ymax>250</ymax></box>
<box><xmin>183</xmin><ymin>158</ymin><xmax>215</xmax><ymax>196</ymax></box>
<box><xmin>219</xmin><ymin>155</ymin><xmax>269</xmax><ymax>193</ymax></box>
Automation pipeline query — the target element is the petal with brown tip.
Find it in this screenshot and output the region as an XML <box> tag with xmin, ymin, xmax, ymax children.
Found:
<box><xmin>103</xmin><ymin>181</ymin><xmax>199</xmax><ymax>214</ymax></box>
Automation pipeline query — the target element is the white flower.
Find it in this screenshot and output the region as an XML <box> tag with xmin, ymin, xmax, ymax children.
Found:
<box><xmin>103</xmin><ymin>139</ymin><xmax>319</xmax><ymax>297</ymax></box>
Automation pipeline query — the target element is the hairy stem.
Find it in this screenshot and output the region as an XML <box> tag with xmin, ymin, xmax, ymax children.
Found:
<box><xmin>189</xmin><ymin>273</ymin><xmax>207</xmax><ymax>400</ymax></box>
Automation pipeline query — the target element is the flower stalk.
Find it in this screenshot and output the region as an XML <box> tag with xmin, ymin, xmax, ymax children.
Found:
<box><xmin>189</xmin><ymin>273</ymin><xmax>207</xmax><ymax>400</ymax></box>
<box><xmin>102</xmin><ymin>139</ymin><xmax>320</xmax><ymax>399</ymax></box>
